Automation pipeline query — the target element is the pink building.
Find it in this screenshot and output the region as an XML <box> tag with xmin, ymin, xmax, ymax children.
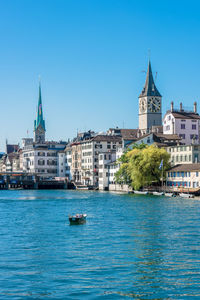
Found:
<box><xmin>163</xmin><ymin>102</ymin><xmax>200</xmax><ymax>145</ymax></box>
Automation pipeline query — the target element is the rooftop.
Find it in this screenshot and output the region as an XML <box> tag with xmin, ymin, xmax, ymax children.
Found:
<box><xmin>168</xmin><ymin>164</ymin><xmax>200</xmax><ymax>172</ymax></box>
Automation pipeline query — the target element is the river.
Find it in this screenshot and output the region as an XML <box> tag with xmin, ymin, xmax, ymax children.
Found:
<box><xmin>0</xmin><ymin>190</ymin><xmax>200</xmax><ymax>299</ymax></box>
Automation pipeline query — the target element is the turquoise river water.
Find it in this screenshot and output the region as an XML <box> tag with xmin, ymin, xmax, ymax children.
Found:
<box><xmin>0</xmin><ymin>190</ymin><xmax>200</xmax><ymax>299</ymax></box>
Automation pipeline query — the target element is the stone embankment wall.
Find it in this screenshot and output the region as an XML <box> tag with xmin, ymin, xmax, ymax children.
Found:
<box><xmin>108</xmin><ymin>184</ymin><xmax>133</xmax><ymax>193</ymax></box>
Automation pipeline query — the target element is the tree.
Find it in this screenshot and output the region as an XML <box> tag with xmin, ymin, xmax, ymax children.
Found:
<box><xmin>115</xmin><ymin>144</ymin><xmax>170</xmax><ymax>190</ymax></box>
<box><xmin>114</xmin><ymin>143</ymin><xmax>147</xmax><ymax>184</ymax></box>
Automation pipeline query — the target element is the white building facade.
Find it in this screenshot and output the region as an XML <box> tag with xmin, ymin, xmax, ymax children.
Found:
<box><xmin>81</xmin><ymin>135</ymin><xmax>122</xmax><ymax>187</ymax></box>
<box><xmin>163</xmin><ymin>102</ymin><xmax>200</xmax><ymax>145</ymax></box>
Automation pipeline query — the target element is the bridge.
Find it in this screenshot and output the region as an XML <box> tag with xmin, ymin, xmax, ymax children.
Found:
<box><xmin>0</xmin><ymin>172</ymin><xmax>67</xmax><ymax>190</ymax></box>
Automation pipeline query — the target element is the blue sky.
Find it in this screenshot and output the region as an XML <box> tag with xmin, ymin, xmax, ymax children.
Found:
<box><xmin>0</xmin><ymin>0</ymin><xmax>200</xmax><ymax>151</ymax></box>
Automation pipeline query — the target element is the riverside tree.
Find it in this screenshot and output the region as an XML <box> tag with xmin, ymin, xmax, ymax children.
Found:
<box><xmin>115</xmin><ymin>144</ymin><xmax>170</xmax><ymax>190</ymax></box>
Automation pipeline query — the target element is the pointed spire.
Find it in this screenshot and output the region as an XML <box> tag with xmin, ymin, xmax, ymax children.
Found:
<box><xmin>139</xmin><ymin>60</ymin><xmax>161</xmax><ymax>98</ymax></box>
<box><xmin>34</xmin><ymin>81</ymin><xmax>46</xmax><ymax>131</ymax></box>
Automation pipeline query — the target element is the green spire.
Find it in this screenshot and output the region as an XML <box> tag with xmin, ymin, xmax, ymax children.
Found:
<box><xmin>34</xmin><ymin>82</ymin><xmax>46</xmax><ymax>131</ymax></box>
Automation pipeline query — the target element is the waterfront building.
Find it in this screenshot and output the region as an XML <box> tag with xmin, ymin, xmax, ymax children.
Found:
<box><xmin>0</xmin><ymin>143</ymin><xmax>22</xmax><ymax>173</ymax></box>
<box><xmin>163</xmin><ymin>102</ymin><xmax>200</xmax><ymax>144</ymax></box>
<box><xmin>0</xmin><ymin>152</ymin><xmax>21</xmax><ymax>173</ymax></box>
<box><xmin>81</xmin><ymin>135</ymin><xmax>122</xmax><ymax>187</ymax></box>
<box><xmin>98</xmin><ymin>151</ymin><xmax>116</xmax><ymax>190</ymax></box>
<box><xmin>64</xmin><ymin>146</ymin><xmax>72</xmax><ymax>181</ymax></box>
<box><xmin>98</xmin><ymin>147</ymin><xmax>124</xmax><ymax>190</ymax></box>
<box><xmin>71</xmin><ymin>142</ymin><xmax>82</xmax><ymax>183</ymax></box>
<box><xmin>166</xmin><ymin>144</ymin><xmax>200</xmax><ymax>166</ymax></box>
<box><xmin>58</xmin><ymin>151</ymin><xmax>66</xmax><ymax>178</ymax></box>
<box><xmin>166</xmin><ymin>164</ymin><xmax>200</xmax><ymax>189</ymax></box>
<box><xmin>138</xmin><ymin>61</ymin><xmax>162</xmax><ymax>134</ymax></box>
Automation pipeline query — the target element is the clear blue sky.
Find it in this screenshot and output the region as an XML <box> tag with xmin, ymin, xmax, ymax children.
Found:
<box><xmin>0</xmin><ymin>0</ymin><xmax>200</xmax><ymax>151</ymax></box>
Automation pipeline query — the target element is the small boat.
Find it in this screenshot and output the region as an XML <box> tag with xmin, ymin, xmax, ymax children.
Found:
<box><xmin>165</xmin><ymin>192</ymin><xmax>176</xmax><ymax>197</ymax></box>
<box><xmin>134</xmin><ymin>191</ymin><xmax>148</xmax><ymax>195</ymax></box>
<box><xmin>69</xmin><ymin>214</ymin><xmax>87</xmax><ymax>225</ymax></box>
<box><xmin>76</xmin><ymin>185</ymin><xmax>89</xmax><ymax>190</ymax></box>
<box><xmin>179</xmin><ymin>193</ymin><xmax>194</xmax><ymax>198</ymax></box>
<box><xmin>153</xmin><ymin>191</ymin><xmax>164</xmax><ymax>196</ymax></box>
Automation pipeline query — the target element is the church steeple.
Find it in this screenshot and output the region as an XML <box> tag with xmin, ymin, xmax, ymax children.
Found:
<box><xmin>139</xmin><ymin>60</ymin><xmax>161</xmax><ymax>98</ymax></box>
<box><xmin>138</xmin><ymin>61</ymin><xmax>162</xmax><ymax>134</ymax></box>
<box><xmin>34</xmin><ymin>82</ymin><xmax>46</xmax><ymax>143</ymax></box>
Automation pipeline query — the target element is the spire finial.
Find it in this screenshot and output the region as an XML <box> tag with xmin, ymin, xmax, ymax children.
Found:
<box><xmin>148</xmin><ymin>49</ymin><xmax>151</xmax><ymax>62</ymax></box>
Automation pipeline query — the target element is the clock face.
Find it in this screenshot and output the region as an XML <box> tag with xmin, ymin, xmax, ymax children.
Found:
<box><xmin>139</xmin><ymin>98</ymin><xmax>146</xmax><ymax>113</ymax></box>
<box><xmin>148</xmin><ymin>97</ymin><xmax>161</xmax><ymax>112</ymax></box>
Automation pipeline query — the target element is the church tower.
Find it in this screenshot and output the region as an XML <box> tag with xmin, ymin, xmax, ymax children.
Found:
<box><xmin>139</xmin><ymin>61</ymin><xmax>162</xmax><ymax>134</ymax></box>
<box><xmin>34</xmin><ymin>82</ymin><xmax>46</xmax><ymax>143</ymax></box>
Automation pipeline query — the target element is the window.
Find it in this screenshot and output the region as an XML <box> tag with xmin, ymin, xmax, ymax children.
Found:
<box><xmin>192</xmin><ymin>124</ymin><xmax>196</xmax><ymax>130</ymax></box>
<box><xmin>194</xmin><ymin>154</ymin><xmax>199</xmax><ymax>163</ymax></box>
<box><xmin>165</xmin><ymin>125</ymin><xmax>170</xmax><ymax>131</ymax></box>
<box><xmin>38</xmin><ymin>152</ymin><xmax>45</xmax><ymax>156</ymax></box>
<box><xmin>38</xmin><ymin>159</ymin><xmax>45</xmax><ymax>166</ymax></box>
<box><xmin>196</xmin><ymin>172</ymin><xmax>199</xmax><ymax>177</ymax></box>
<box><xmin>181</xmin><ymin>124</ymin><xmax>185</xmax><ymax>129</ymax></box>
<box><xmin>190</xmin><ymin>134</ymin><xmax>197</xmax><ymax>140</ymax></box>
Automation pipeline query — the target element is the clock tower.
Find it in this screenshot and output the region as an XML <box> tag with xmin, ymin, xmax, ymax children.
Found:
<box><xmin>139</xmin><ymin>61</ymin><xmax>162</xmax><ymax>134</ymax></box>
<box><xmin>34</xmin><ymin>82</ymin><xmax>46</xmax><ymax>143</ymax></box>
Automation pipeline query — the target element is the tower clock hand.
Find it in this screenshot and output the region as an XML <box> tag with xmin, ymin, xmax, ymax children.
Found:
<box><xmin>152</xmin><ymin>102</ymin><xmax>160</xmax><ymax>110</ymax></box>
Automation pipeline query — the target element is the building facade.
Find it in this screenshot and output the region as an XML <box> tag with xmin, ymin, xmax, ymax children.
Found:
<box><xmin>81</xmin><ymin>135</ymin><xmax>122</xmax><ymax>187</ymax></box>
<box><xmin>166</xmin><ymin>144</ymin><xmax>200</xmax><ymax>166</ymax></box>
<box><xmin>166</xmin><ymin>164</ymin><xmax>200</xmax><ymax>189</ymax></box>
<box><xmin>163</xmin><ymin>102</ymin><xmax>200</xmax><ymax>145</ymax></box>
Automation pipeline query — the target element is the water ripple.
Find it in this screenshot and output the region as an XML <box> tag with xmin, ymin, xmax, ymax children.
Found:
<box><xmin>0</xmin><ymin>190</ymin><xmax>200</xmax><ymax>299</ymax></box>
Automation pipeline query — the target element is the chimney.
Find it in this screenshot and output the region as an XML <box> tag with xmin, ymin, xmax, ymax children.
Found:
<box><xmin>194</xmin><ymin>101</ymin><xmax>197</xmax><ymax>113</ymax></box>
<box><xmin>171</xmin><ymin>101</ymin><xmax>174</xmax><ymax>112</ymax></box>
<box><xmin>180</xmin><ymin>102</ymin><xmax>183</xmax><ymax>111</ymax></box>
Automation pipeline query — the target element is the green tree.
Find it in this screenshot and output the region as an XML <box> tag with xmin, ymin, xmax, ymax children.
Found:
<box><xmin>115</xmin><ymin>144</ymin><xmax>170</xmax><ymax>190</ymax></box>
<box><xmin>114</xmin><ymin>143</ymin><xmax>147</xmax><ymax>184</ymax></box>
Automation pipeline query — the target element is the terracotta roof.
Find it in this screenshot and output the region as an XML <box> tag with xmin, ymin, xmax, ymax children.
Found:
<box><xmin>120</xmin><ymin>129</ymin><xmax>138</xmax><ymax>140</ymax></box>
<box><xmin>165</xmin><ymin>110</ymin><xmax>200</xmax><ymax>120</ymax></box>
<box><xmin>6</xmin><ymin>144</ymin><xmax>19</xmax><ymax>154</ymax></box>
<box><xmin>135</xmin><ymin>132</ymin><xmax>181</xmax><ymax>143</ymax></box>
<box><xmin>168</xmin><ymin>164</ymin><xmax>200</xmax><ymax>172</ymax></box>
<box><xmin>155</xmin><ymin>133</ymin><xmax>181</xmax><ymax>140</ymax></box>
<box><xmin>92</xmin><ymin>135</ymin><xmax>122</xmax><ymax>142</ymax></box>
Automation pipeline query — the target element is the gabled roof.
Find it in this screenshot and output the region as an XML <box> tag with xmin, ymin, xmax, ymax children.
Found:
<box><xmin>107</xmin><ymin>128</ymin><xmax>139</xmax><ymax>141</ymax></box>
<box><xmin>119</xmin><ymin>129</ymin><xmax>138</xmax><ymax>140</ymax></box>
<box><xmin>168</xmin><ymin>164</ymin><xmax>200</xmax><ymax>172</ymax></box>
<box><xmin>92</xmin><ymin>135</ymin><xmax>122</xmax><ymax>142</ymax></box>
<box><xmin>139</xmin><ymin>61</ymin><xmax>161</xmax><ymax>98</ymax></box>
<box><xmin>164</xmin><ymin>110</ymin><xmax>200</xmax><ymax>120</ymax></box>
